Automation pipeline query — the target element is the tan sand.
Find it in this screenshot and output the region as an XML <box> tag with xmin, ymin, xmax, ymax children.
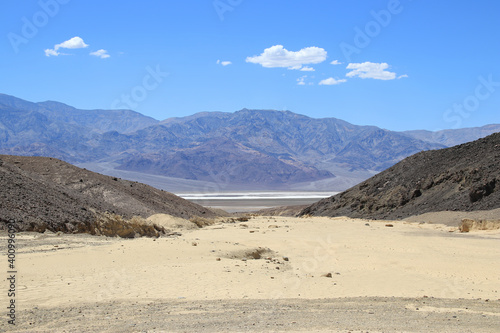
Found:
<box><xmin>3</xmin><ymin>216</ymin><xmax>500</xmax><ymax>332</ymax></box>
<box><xmin>404</xmin><ymin>208</ymin><xmax>500</xmax><ymax>226</ymax></box>
<box><xmin>146</xmin><ymin>213</ymin><xmax>198</xmax><ymax>230</ymax></box>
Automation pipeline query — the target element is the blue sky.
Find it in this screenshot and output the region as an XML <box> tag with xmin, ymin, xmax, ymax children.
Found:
<box><xmin>1</xmin><ymin>0</ymin><xmax>499</xmax><ymax>131</ymax></box>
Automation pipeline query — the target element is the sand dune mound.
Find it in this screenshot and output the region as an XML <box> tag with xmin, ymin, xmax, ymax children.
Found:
<box><xmin>459</xmin><ymin>218</ymin><xmax>500</xmax><ymax>232</ymax></box>
<box><xmin>146</xmin><ymin>214</ymin><xmax>198</xmax><ymax>230</ymax></box>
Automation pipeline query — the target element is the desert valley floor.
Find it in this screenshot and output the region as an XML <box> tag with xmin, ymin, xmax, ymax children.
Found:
<box><xmin>2</xmin><ymin>214</ymin><xmax>499</xmax><ymax>332</ymax></box>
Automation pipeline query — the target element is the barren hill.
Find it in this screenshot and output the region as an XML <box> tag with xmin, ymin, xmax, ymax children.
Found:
<box><xmin>299</xmin><ymin>132</ymin><xmax>500</xmax><ymax>219</ymax></box>
<box><xmin>0</xmin><ymin>155</ymin><xmax>217</xmax><ymax>233</ymax></box>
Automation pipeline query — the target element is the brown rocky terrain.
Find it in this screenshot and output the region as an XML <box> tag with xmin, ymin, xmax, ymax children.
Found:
<box><xmin>300</xmin><ymin>132</ymin><xmax>500</xmax><ymax>220</ymax></box>
<box><xmin>0</xmin><ymin>155</ymin><xmax>218</xmax><ymax>234</ymax></box>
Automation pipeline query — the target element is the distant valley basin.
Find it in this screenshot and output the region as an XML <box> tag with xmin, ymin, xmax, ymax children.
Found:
<box><xmin>175</xmin><ymin>191</ymin><xmax>338</xmax><ymax>213</ymax></box>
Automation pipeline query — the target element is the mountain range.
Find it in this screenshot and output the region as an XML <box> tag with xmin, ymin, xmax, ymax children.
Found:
<box><xmin>1</xmin><ymin>93</ymin><xmax>499</xmax><ymax>190</ymax></box>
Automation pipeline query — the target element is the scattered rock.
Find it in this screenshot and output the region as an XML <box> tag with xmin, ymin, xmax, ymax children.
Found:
<box><xmin>225</xmin><ymin>247</ymin><xmax>275</xmax><ymax>260</ymax></box>
<box><xmin>385</xmin><ymin>224</ymin><xmax>394</xmax><ymax>227</ymax></box>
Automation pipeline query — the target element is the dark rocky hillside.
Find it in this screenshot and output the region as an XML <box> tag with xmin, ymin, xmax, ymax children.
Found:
<box><xmin>0</xmin><ymin>155</ymin><xmax>217</xmax><ymax>233</ymax></box>
<box><xmin>299</xmin><ymin>132</ymin><xmax>500</xmax><ymax>219</ymax></box>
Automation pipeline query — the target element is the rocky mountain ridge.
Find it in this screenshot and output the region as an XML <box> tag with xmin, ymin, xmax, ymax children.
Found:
<box><xmin>299</xmin><ymin>133</ymin><xmax>500</xmax><ymax>219</ymax></box>
<box><xmin>1</xmin><ymin>93</ymin><xmax>498</xmax><ymax>189</ymax></box>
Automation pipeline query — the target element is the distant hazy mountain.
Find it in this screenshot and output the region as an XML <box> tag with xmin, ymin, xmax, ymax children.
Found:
<box><xmin>0</xmin><ymin>94</ymin><xmax>158</xmax><ymax>162</ymax></box>
<box><xmin>403</xmin><ymin>124</ymin><xmax>500</xmax><ymax>147</ymax></box>
<box><xmin>102</xmin><ymin>108</ymin><xmax>446</xmax><ymax>187</ymax></box>
<box><xmin>117</xmin><ymin>137</ymin><xmax>333</xmax><ymax>184</ymax></box>
<box><xmin>1</xmin><ymin>94</ymin><xmax>498</xmax><ymax>189</ymax></box>
<box><xmin>0</xmin><ymin>93</ymin><xmax>159</xmax><ymax>134</ymax></box>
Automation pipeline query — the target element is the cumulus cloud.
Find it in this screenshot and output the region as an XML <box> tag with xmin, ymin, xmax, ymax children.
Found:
<box><xmin>216</xmin><ymin>59</ymin><xmax>232</xmax><ymax>66</ymax></box>
<box><xmin>330</xmin><ymin>60</ymin><xmax>342</xmax><ymax>65</ymax></box>
<box><xmin>319</xmin><ymin>77</ymin><xmax>347</xmax><ymax>85</ymax></box>
<box><xmin>398</xmin><ymin>74</ymin><xmax>409</xmax><ymax>79</ymax></box>
<box><xmin>45</xmin><ymin>36</ymin><xmax>89</xmax><ymax>57</ymax></box>
<box><xmin>56</xmin><ymin>36</ymin><xmax>88</xmax><ymax>50</ymax></box>
<box><xmin>44</xmin><ymin>48</ymin><xmax>59</xmax><ymax>57</ymax></box>
<box><xmin>346</xmin><ymin>62</ymin><xmax>398</xmax><ymax>80</ymax></box>
<box><xmin>300</xmin><ymin>66</ymin><xmax>315</xmax><ymax>72</ymax></box>
<box><xmin>246</xmin><ymin>45</ymin><xmax>327</xmax><ymax>70</ymax></box>
<box><xmin>90</xmin><ymin>49</ymin><xmax>110</xmax><ymax>59</ymax></box>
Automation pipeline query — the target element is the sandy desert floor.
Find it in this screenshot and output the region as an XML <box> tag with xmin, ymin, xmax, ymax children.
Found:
<box><xmin>2</xmin><ymin>215</ymin><xmax>500</xmax><ymax>332</ymax></box>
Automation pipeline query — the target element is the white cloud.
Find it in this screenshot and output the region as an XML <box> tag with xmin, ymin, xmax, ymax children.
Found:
<box><xmin>319</xmin><ymin>77</ymin><xmax>347</xmax><ymax>85</ymax></box>
<box><xmin>398</xmin><ymin>74</ymin><xmax>409</xmax><ymax>79</ymax></box>
<box><xmin>55</xmin><ymin>36</ymin><xmax>88</xmax><ymax>50</ymax></box>
<box><xmin>216</xmin><ymin>59</ymin><xmax>232</xmax><ymax>66</ymax></box>
<box><xmin>297</xmin><ymin>75</ymin><xmax>309</xmax><ymax>85</ymax></box>
<box><xmin>346</xmin><ymin>62</ymin><xmax>397</xmax><ymax>80</ymax></box>
<box><xmin>45</xmin><ymin>36</ymin><xmax>89</xmax><ymax>57</ymax></box>
<box><xmin>246</xmin><ymin>45</ymin><xmax>327</xmax><ymax>70</ymax></box>
<box><xmin>90</xmin><ymin>49</ymin><xmax>110</xmax><ymax>59</ymax></box>
<box><xmin>330</xmin><ymin>60</ymin><xmax>342</xmax><ymax>65</ymax></box>
<box><xmin>44</xmin><ymin>48</ymin><xmax>59</xmax><ymax>57</ymax></box>
<box><xmin>297</xmin><ymin>75</ymin><xmax>315</xmax><ymax>85</ymax></box>
<box><xmin>300</xmin><ymin>66</ymin><xmax>315</xmax><ymax>72</ymax></box>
